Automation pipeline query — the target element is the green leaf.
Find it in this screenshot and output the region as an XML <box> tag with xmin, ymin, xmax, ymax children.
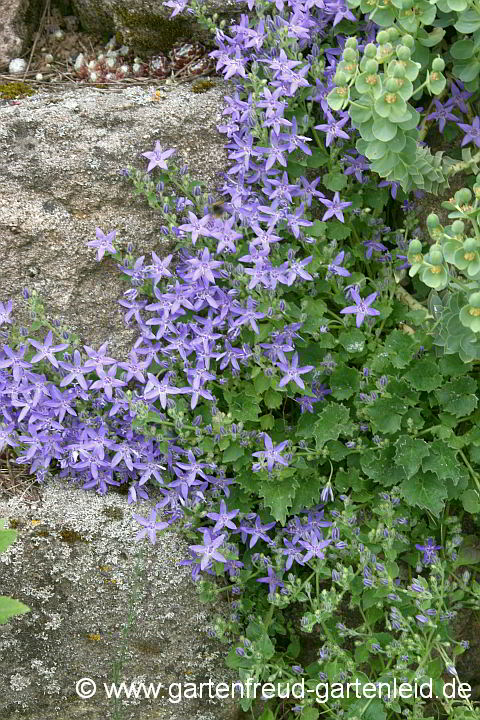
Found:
<box><xmin>454</xmin><ymin>10</ymin><xmax>480</xmax><ymax>32</ymax></box>
<box><xmin>323</xmin><ymin>172</ymin><xmax>348</xmax><ymax>192</ymax></box>
<box><xmin>290</xmin><ymin>473</ymin><xmax>329</xmax><ymax>513</ymax></box>
<box><xmin>370</xmin><ymin>151</ymin><xmax>396</xmax><ymax>175</ymax></box>
<box><xmin>254</xmin><ymin>373</ymin><xmax>271</xmax><ymax>394</ymax></box>
<box><xmin>438</xmin><ymin>354</ymin><xmax>469</xmax><ymax>377</ymax></box>
<box><xmin>349</xmin><ymin>102</ymin><xmax>373</xmax><ymax>125</ymax></box>
<box><xmin>260</xmin><ymin>413</ymin><xmax>275</xmax><ymax>430</ymax></box>
<box><xmin>365</xmin><ymin>398</ymin><xmax>405</xmax><ymax>434</ymax></box>
<box><xmin>365</xmin><ymin>140</ymin><xmax>389</xmax><ymax>160</ymax></box>
<box><xmin>327</xmin><ymin>88</ymin><xmax>349</xmax><ymax>112</ymax></box>
<box><xmin>263</xmin><ymin>389</ymin><xmax>283</xmax><ymax>410</ymax></box>
<box><xmin>299</xmin><ymin>709</ymin><xmax>319</xmax><ymax>720</ymax></box>
<box><xmin>427</xmin><ymin>657</ymin><xmax>444</xmax><ymax>679</ymax></box>
<box><xmin>361</xmin><ymin>447</ymin><xmax>407</xmax><ymax>486</ymax></box>
<box><xmin>257</xmin><ymin>710</ymin><xmax>275</xmax><ymax>720</ymax></box>
<box><xmin>222</xmin><ymin>443</ymin><xmax>245</xmax><ymax>463</ymax></box>
<box><xmin>354</xmin><ymin>644</ymin><xmax>370</xmax><ymax>663</ymax></box>
<box><xmin>461</xmin><ymin>489</ymin><xmax>480</xmax><ymax>514</ymax></box>
<box><xmin>305</xmin><ymin>147</ymin><xmax>330</xmax><ymax>168</ymax></box>
<box><xmin>287</xmin><ymin>634</ymin><xmax>301</xmax><ymax>659</ymax></box>
<box><xmin>326</xmin><ymin>221</ymin><xmax>352</xmax><ymax>240</ymax></box>
<box><xmin>457</xmin><ymin>60</ymin><xmax>480</xmax><ymax>83</ymax></box>
<box><xmin>0</xmin><ymin>596</ymin><xmax>30</xmax><ymax>624</ymax></box>
<box><xmin>400</xmin><ymin>471</ymin><xmax>447</xmax><ymax>515</ymax></box>
<box><xmin>363</xmin><ymin>187</ymin><xmax>388</xmax><ymax>211</ymax></box>
<box><xmin>434</xmin><ymin>377</ymin><xmax>478</xmax><ymax>417</ymax></box>
<box><xmin>313</xmin><ymin>404</ymin><xmax>350</xmax><ymax>448</ymax></box>
<box><xmin>417</xmin><ymin>27</ymin><xmax>445</xmax><ymax>47</ymax></box>
<box><xmin>338</xmin><ymin>329</ymin><xmax>366</xmax><ymax>354</ymax></box>
<box><xmin>372</xmin><ymin>5</ymin><xmax>395</xmax><ymax>24</ymax></box>
<box><xmin>259</xmin><ymin>475</ymin><xmax>298</xmax><ymax>524</ymax></box>
<box><xmin>308</xmin><ymin>220</ymin><xmax>327</xmax><ymax>238</ymax></box>
<box><xmin>257</xmin><ymin>631</ymin><xmax>275</xmax><ymax>659</ymax></box>
<box><xmin>0</xmin><ymin>528</ymin><xmax>17</xmax><ymax>553</ymax></box>
<box><xmin>395</xmin><ymin>436</ymin><xmax>430</xmax><ymax>478</ymax></box>
<box><xmin>372</xmin><ymin>118</ymin><xmax>397</xmax><ymax>142</ymax></box>
<box><xmin>455</xmin><ymin>533</ymin><xmax>480</xmax><ymax>563</ymax></box>
<box><xmin>404</xmin><ymin>358</ymin><xmax>443</xmax><ymax>391</ymax></box>
<box><xmin>226</xmin><ymin>646</ymin><xmax>254</xmax><ymax>670</ymax></box>
<box><xmin>330</xmin><ymin>365</ymin><xmax>361</xmax><ymax>400</ymax></box>
<box><xmin>296</xmin><ymin>412</ymin><xmax>318</xmax><ymax>439</ymax></box>
<box><xmin>451</xmin><ymin>39</ymin><xmax>475</xmax><ymax>59</ymax></box>
<box><xmin>383</xmin><ymin>331</ymin><xmax>415</xmax><ymax>368</ymax></box>
<box><xmin>226</xmin><ymin>390</ymin><xmax>262</xmax><ymax>421</ymax></box>
<box><xmin>422</xmin><ymin>440</ymin><xmax>466</xmax><ymax>484</ymax></box>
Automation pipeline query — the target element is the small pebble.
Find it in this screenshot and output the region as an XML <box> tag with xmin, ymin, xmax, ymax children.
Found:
<box><xmin>8</xmin><ymin>58</ymin><xmax>27</xmax><ymax>74</ymax></box>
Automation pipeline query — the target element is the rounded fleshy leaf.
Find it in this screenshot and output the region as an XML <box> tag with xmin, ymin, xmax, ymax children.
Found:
<box><xmin>372</xmin><ymin>118</ymin><xmax>398</xmax><ymax>142</ymax></box>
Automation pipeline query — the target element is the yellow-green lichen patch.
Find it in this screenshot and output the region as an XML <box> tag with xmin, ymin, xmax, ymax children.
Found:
<box><xmin>191</xmin><ymin>79</ymin><xmax>216</xmax><ymax>93</ymax></box>
<box><xmin>59</xmin><ymin>528</ymin><xmax>89</xmax><ymax>544</ymax></box>
<box><xmin>102</xmin><ymin>506</ymin><xmax>124</xmax><ymax>521</ymax></box>
<box><xmin>0</xmin><ymin>82</ymin><xmax>36</xmax><ymax>100</ymax></box>
<box><xmin>133</xmin><ymin>637</ymin><xmax>164</xmax><ymax>655</ymax></box>
<box><xmin>83</xmin><ymin>632</ymin><xmax>102</xmax><ymax>642</ymax></box>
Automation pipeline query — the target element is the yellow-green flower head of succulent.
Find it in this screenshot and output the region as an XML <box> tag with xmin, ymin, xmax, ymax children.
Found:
<box><xmin>460</xmin><ymin>292</ymin><xmax>480</xmax><ymax>333</ymax></box>
<box><xmin>453</xmin><ymin>238</ymin><xmax>480</xmax><ymax>277</ymax></box>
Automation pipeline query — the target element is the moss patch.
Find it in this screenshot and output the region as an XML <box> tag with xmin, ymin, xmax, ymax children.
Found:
<box><xmin>115</xmin><ymin>8</ymin><xmax>193</xmax><ymax>54</ymax></box>
<box><xmin>0</xmin><ymin>83</ymin><xmax>36</xmax><ymax>100</ymax></box>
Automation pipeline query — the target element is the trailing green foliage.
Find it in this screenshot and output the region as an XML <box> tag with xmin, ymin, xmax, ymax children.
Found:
<box><xmin>0</xmin><ymin>519</ymin><xmax>30</xmax><ymax>625</ymax></box>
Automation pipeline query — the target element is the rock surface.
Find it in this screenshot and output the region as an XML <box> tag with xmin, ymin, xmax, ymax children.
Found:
<box><xmin>0</xmin><ymin>478</ymin><xmax>239</xmax><ymax>720</ymax></box>
<box><xmin>0</xmin><ymin>0</ymin><xmax>43</xmax><ymax>67</ymax></box>
<box><xmin>0</xmin><ymin>79</ymin><xmax>234</xmax><ymax>360</ymax></box>
<box><xmin>0</xmin><ymin>0</ymin><xmax>247</xmax><ymax>69</ymax></box>
<box><xmin>69</xmin><ymin>0</ymin><xmax>247</xmax><ymax>55</ymax></box>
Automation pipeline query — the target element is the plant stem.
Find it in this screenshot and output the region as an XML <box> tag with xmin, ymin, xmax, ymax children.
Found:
<box><xmin>394</xmin><ymin>285</ymin><xmax>433</xmax><ymax>318</ymax></box>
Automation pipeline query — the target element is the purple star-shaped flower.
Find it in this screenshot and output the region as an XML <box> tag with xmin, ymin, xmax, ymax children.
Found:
<box><xmin>177</xmin><ymin>211</ymin><xmax>213</xmax><ymax>245</ymax></box>
<box><xmin>0</xmin><ymin>345</ymin><xmax>32</xmax><ymax>381</ymax></box>
<box><xmin>252</xmin><ymin>433</ymin><xmax>290</xmax><ymax>472</ymax></box>
<box><xmin>141</xmin><ymin>141</ymin><xmax>176</xmax><ymax>172</ymax></box>
<box><xmin>295</xmin><ymin>395</ymin><xmax>321</xmax><ymax>414</ymax></box>
<box><xmin>257</xmin><ymin>565</ymin><xmax>284</xmax><ymax>594</ymax></box>
<box><xmin>184</xmin><ymin>247</ymin><xmax>224</xmax><ymax>286</ymax></box>
<box><xmin>89</xmin><ymin>365</ymin><xmax>126</xmax><ymax>401</ymax></box>
<box><xmin>28</xmin><ymin>331</ymin><xmax>68</xmax><ymax>369</ymax></box>
<box><xmin>314</xmin><ymin>111</ymin><xmax>350</xmax><ymax>147</ymax></box>
<box><xmin>206</xmin><ymin>499</ymin><xmax>239</xmax><ymax>532</ymax></box>
<box><xmin>133</xmin><ymin>510</ymin><xmax>170</xmax><ymax>544</ymax></box>
<box><xmin>299</xmin><ymin>530</ymin><xmax>331</xmax><ymax>562</ymax></box>
<box><xmin>426</xmin><ymin>99</ymin><xmax>460</xmax><ymax>133</ymax></box>
<box><xmin>230</xmin><ymin>297</ymin><xmax>266</xmax><ymax>335</ymax></box>
<box><xmin>340</xmin><ymin>290</ymin><xmax>380</xmax><ymax>328</ymax></box>
<box><xmin>327</xmin><ymin>251</ymin><xmax>351</xmax><ymax>277</ymax></box>
<box><xmin>0</xmin><ymin>300</ymin><xmax>13</xmax><ymax>326</ymax></box>
<box><xmin>319</xmin><ymin>192</ymin><xmax>352</xmax><ymax>223</ymax></box>
<box><xmin>457</xmin><ymin>116</ymin><xmax>480</xmax><ymax>148</ymax></box>
<box><xmin>240</xmin><ymin>515</ymin><xmax>277</xmax><ymax>548</ymax></box>
<box><xmin>276</xmin><ymin>352</ymin><xmax>314</xmax><ymax>390</ymax></box>
<box><xmin>87</xmin><ymin>227</ymin><xmax>117</xmax><ymax>261</ymax></box>
<box><xmin>415</xmin><ymin>537</ymin><xmax>442</xmax><ymax>565</ymax></box>
<box><xmin>190</xmin><ymin>531</ymin><xmax>227</xmax><ymax>571</ymax></box>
